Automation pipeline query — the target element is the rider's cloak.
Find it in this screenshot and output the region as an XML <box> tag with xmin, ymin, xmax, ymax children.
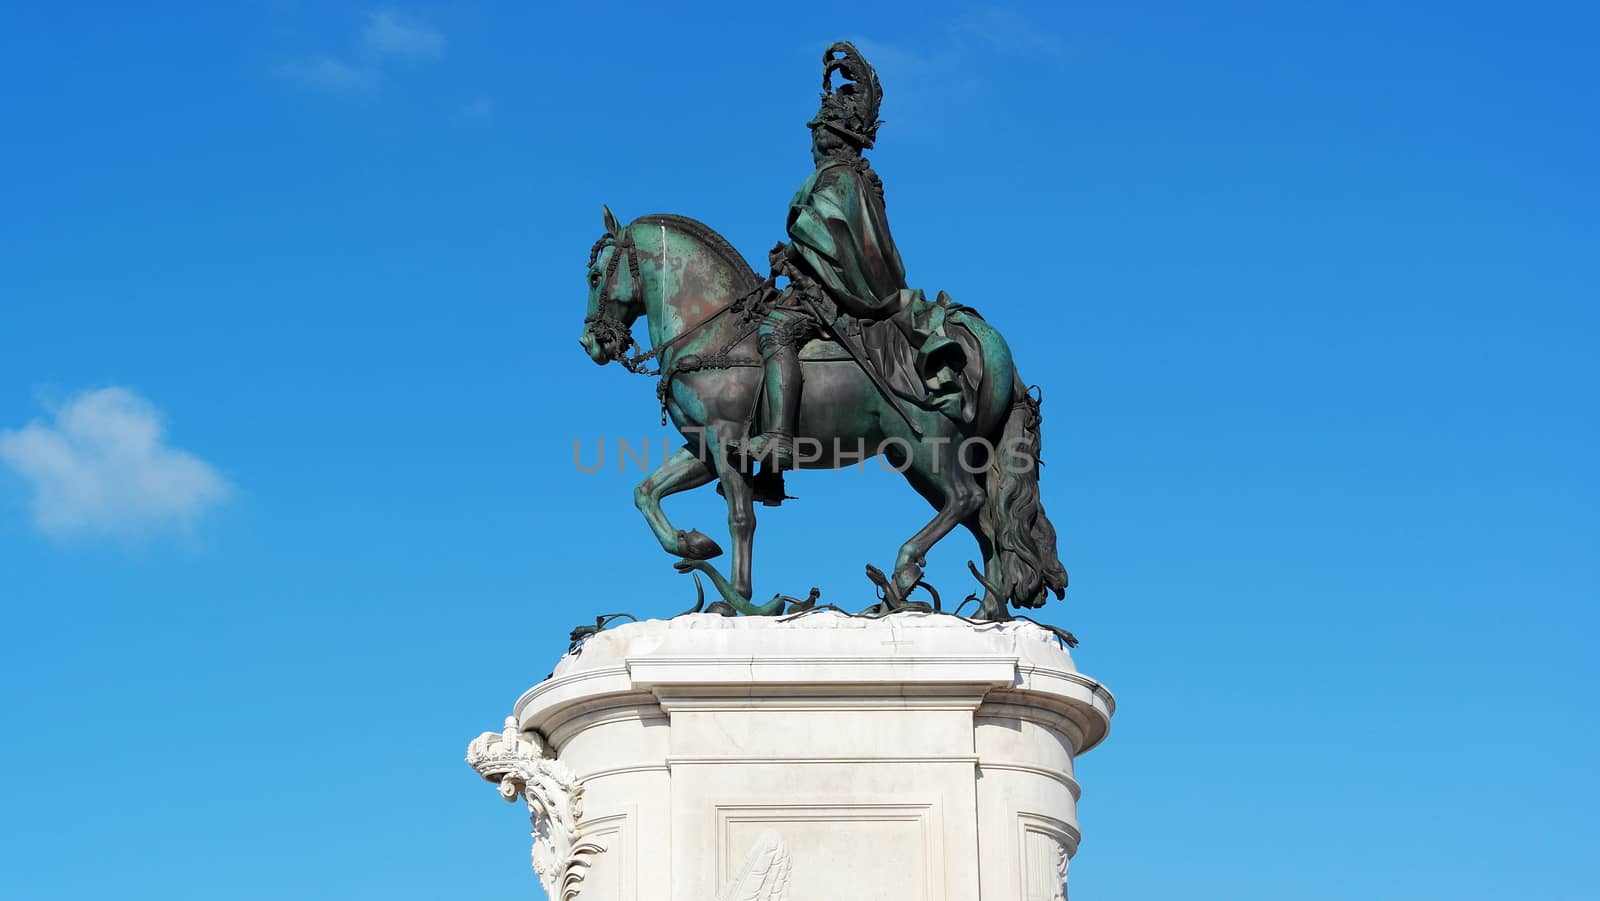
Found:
<box><xmin>785</xmin><ymin>157</ymin><xmax>982</xmax><ymax>423</ymax></box>
<box><xmin>785</xmin><ymin>157</ymin><xmax>907</xmax><ymax>316</ymax></box>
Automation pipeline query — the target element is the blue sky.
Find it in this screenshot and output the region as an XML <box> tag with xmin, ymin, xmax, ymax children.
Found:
<box><xmin>2</xmin><ymin>2</ymin><xmax>1596</xmax><ymax>898</ymax></box>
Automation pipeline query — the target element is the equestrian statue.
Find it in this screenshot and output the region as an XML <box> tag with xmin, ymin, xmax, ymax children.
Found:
<box><xmin>577</xmin><ymin>42</ymin><xmax>1068</xmax><ymax>624</ymax></box>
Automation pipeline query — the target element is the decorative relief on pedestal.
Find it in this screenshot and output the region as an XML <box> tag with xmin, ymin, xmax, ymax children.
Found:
<box><xmin>718</xmin><ymin>829</ymin><xmax>791</xmax><ymax>901</ymax></box>
<box><xmin>1020</xmin><ymin>814</ymin><xmax>1074</xmax><ymax>901</ymax></box>
<box><xmin>1051</xmin><ymin>838</ymin><xmax>1070</xmax><ymax>901</ymax></box>
<box><xmin>716</xmin><ymin>802</ymin><xmax>936</xmax><ymax>899</ymax></box>
<box><xmin>467</xmin><ymin>717</ymin><xmax>605</xmax><ymax>900</ymax></box>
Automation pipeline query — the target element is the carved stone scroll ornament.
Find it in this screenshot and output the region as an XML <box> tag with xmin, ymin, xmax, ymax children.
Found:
<box><xmin>466</xmin><ymin>717</ymin><xmax>604</xmax><ymax>900</ymax></box>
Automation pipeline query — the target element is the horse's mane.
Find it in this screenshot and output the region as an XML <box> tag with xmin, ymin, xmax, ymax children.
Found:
<box><xmin>633</xmin><ymin>213</ymin><xmax>762</xmax><ymax>291</ymax></box>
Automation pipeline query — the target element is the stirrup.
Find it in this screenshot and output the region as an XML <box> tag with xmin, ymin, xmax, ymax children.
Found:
<box><xmin>747</xmin><ymin>432</ymin><xmax>796</xmax><ymax>470</ymax></box>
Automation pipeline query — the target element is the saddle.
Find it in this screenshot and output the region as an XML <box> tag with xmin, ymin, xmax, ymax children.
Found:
<box><xmin>797</xmin><ymin>338</ymin><xmax>851</xmax><ymax>362</ymax></box>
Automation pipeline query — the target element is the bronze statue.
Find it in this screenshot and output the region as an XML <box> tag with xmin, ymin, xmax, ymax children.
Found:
<box><xmin>577</xmin><ymin>42</ymin><xmax>1069</xmax><ymax>624</ymax></box>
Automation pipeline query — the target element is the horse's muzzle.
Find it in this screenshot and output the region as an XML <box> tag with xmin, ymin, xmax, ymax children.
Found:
<box><xmin>578</xmin><ymin>330</ymin><xmax>610</xmax><ymax>365</ymax></box>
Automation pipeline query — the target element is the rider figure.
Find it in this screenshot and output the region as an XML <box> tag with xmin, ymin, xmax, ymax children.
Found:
<box><xmin>749</xmin><ymin>41</ymin><xmax>908</xmax><ymax>469</ymax></box>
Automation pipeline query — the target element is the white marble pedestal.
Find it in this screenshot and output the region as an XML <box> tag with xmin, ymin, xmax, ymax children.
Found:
<box><xmin>467</xmin><ymin>612</ymin><xmax>1114</xmax><ymax>901</ymax></box>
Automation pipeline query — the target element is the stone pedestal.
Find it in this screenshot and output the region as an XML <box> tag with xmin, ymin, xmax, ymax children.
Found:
<box><xmin>467</xmin><ymin>612</ymin><xmax>1114</xmax><ymax>901</ymax></box>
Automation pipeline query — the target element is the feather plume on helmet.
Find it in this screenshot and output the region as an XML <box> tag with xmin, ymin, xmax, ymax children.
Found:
<box><xmin>806</xmin><ymin>41</ymin><xmax>883</xmax><ymax>149</ymax></box>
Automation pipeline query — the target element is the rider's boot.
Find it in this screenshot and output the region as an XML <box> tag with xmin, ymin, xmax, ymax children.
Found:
<box><xmin>752</xmin><ymin>318</ymin><xmax>805</xmax><ymax>470</ymax></box>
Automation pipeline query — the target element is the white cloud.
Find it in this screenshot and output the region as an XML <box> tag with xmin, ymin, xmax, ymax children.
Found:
<box><xmin>362</xmin><ymin>10</ymin><xmax>445</xmax><ymax>60</ymax></box>
<box><xmin>276</xmin><ymin>8</ymin><xmax>445</xmax><ymax>97</ymax></box>
<box><xmin>953</xmin><ymin>9</ymin><xmax>1069</xmax><ymax>61</ymax></box>
<box><xmin>0</xmin><ymin>388</ymin><xmax>230</xmax><ymax>539</ymax></box>
<box><xmin>274</xmin><ymin>54</ymin><xmax>377</xmax><ymax>95</ymax></box>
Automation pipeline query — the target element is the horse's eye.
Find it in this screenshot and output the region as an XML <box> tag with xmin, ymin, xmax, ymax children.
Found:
<box><xmin>588</xmin><ymin>272</ymin><xmax>601</xmax><ymax>286</ymax></box>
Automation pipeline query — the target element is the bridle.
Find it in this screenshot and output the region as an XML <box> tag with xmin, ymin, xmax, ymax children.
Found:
<box><xmin>583</xmin><ymin>227</ymin><xmax>657</xmax><ymax>374</ymax></box>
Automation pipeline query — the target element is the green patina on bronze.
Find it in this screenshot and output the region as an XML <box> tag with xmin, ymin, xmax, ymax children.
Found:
<box><xmin>577</xmin><ymin>42</ymin><xmax>1069</xmax><ymax>625</ymax></box>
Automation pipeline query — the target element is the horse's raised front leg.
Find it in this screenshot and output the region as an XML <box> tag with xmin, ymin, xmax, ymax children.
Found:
<box><xmin>634</xmin><ymin>446</ymin><xmax>722</xmax><ymax>560</ymax></box>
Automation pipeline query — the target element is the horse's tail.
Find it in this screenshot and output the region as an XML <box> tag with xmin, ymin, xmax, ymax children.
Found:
<box><xmin>978</xmin><ymin>374</ymin><xmax>1068</xmax><ymax>610</ymax></box>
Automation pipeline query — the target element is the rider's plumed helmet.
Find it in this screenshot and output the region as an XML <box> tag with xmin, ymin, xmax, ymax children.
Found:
<box><xmin>807</xmin><ymin>41</ymin><xmax>883</xmax><ymax>149</ymax></box>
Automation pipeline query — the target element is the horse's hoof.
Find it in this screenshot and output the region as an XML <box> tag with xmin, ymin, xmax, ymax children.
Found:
<box><xmin>676</xmin><ymin>529</ymin><xmax>723</xmax><ymax>560</ymax></box>
<box><xmin>706</xmin><ymin>601</ymin><xmax>739</xmax><ymax>617</ymax></box>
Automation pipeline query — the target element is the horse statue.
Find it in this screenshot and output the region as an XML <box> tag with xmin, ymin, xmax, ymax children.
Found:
<box><xmin>577</xmin><ymin>208</ymin><xmax>1067</xmax><ymax>622</ymax></box>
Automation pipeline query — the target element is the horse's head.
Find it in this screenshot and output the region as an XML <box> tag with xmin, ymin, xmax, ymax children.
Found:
<box><xmin>579</xmin><ymin>205</ymin><xmax>647</xmax><ymax>366</ymax></box>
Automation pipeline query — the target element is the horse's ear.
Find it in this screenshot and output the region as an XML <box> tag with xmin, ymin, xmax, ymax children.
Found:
<box><xmin>602</xmin><ymin>204</ymin><xmax>621</xmax><ymax>236</ymax></box>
